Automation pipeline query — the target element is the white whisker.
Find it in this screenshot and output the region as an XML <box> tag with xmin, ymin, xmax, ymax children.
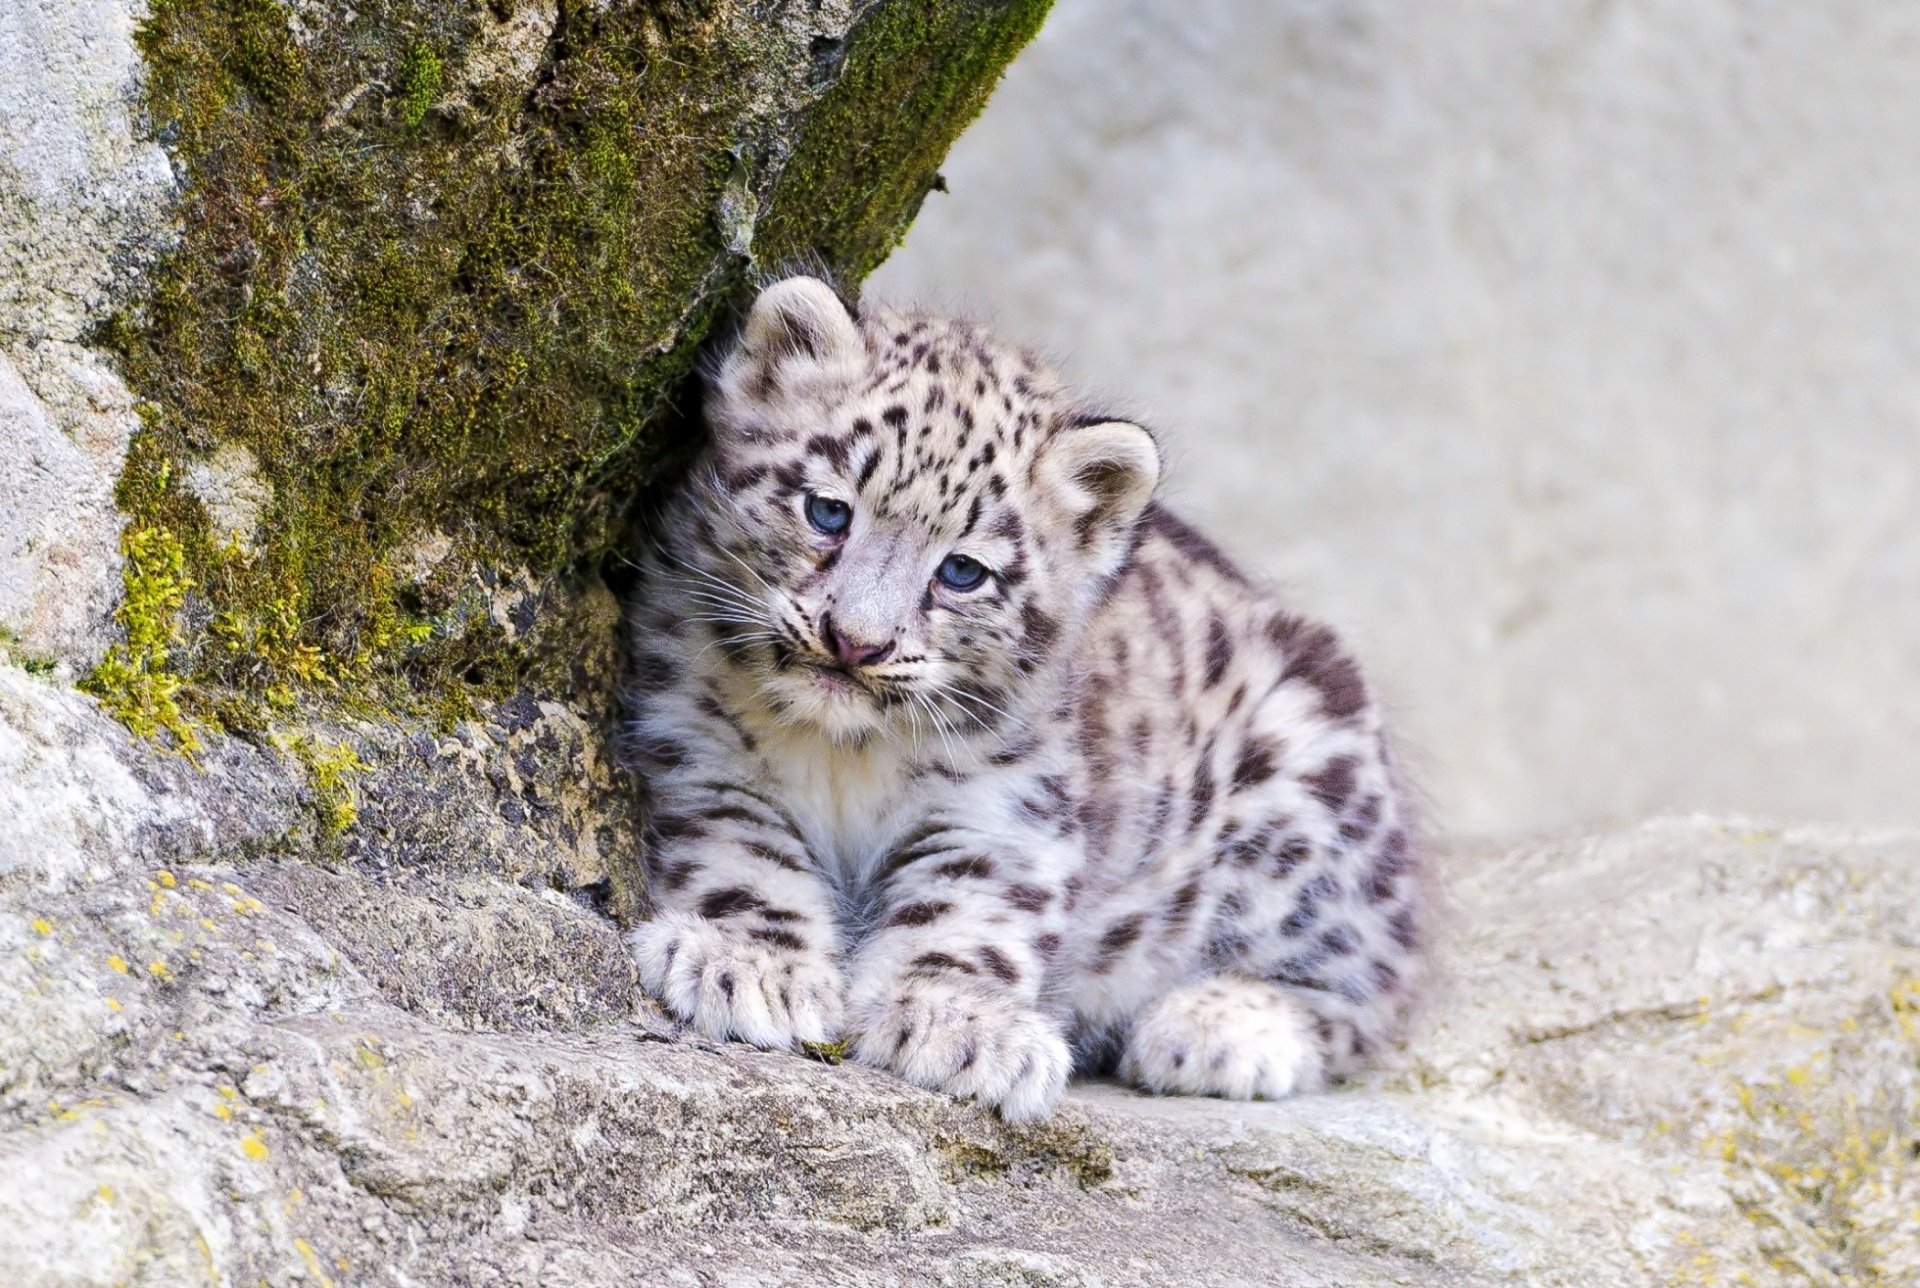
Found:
<box><xmin>922</xmin><ymin>677</ymin><xmax>1022</xmax><ymax>730</ymax></box>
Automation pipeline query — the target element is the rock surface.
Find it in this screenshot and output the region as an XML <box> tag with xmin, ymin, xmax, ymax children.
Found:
<box><xmin>4</xmin><ymin>662</ymin><xmax>1914</xmax><ymax>1286</ymax></box>
<box><xmin>0</xmin><ymin>344</ymin><xmax>141</xmax><ymax>666</ymax></box>
<box><xmin>0</xmin><ymin>0</ymin><xmax>173</xmax><ymax>664</ymax></box>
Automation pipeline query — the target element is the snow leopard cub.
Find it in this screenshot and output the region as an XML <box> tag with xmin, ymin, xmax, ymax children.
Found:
<box><xmin>625</xmin><ymin>277</ymin><xmax>1427</xmax><ymax>1121</ymax></box>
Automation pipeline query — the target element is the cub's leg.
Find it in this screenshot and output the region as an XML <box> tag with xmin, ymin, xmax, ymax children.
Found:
<box><xmin>845</xmin><ymin>817</ymin><xmax>1074</xmax><ymax>1122</ymax></box>
<box><xmin>1119</xmin><ymin>976</ymin><xmax>1324</xmax><ymax>1099</ymax></box>
<box><xmin>627</xmin><ymin>732</ymin><xmax>844</xmax><ymax>1049</ymax></box>
<box><xmin>1183</xmin><ymin>683</ymin><xmax>1426</xmax><ymax>1086</ymax></box>
<box><xmin>1105</xmin><ymin>623</ymin><xmax>1425</xmax><ymax>1099</ymax></box>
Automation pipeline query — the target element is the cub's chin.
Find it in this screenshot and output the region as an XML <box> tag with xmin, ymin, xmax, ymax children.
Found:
<box><xmin>763</xmin><ymin>662</ymin><xmax>891</xmax><ymax>742</ymax></box>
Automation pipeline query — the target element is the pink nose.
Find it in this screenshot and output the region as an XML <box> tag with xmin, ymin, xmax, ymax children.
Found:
<box><xmin>819</xmin><ymin>613</ymin><xmax>895</xmax><ymax>667</ymax></box>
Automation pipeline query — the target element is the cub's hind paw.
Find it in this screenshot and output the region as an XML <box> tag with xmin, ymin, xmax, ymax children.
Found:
<box><xmin>1121</xmin><ymin>976</ymin><xmax>1324</xmax><ymax>1100</ymax></box>
<box><xmin>630</xmin><ymin>911</ymin><xmax>843</xmax><ymax>1049</ymax></box>
<box><xmin>848</xmin><ymin>977</ymin><xmax>1069</xmax><ymax>1123</ymax></box>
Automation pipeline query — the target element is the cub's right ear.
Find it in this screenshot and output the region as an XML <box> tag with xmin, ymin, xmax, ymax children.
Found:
<box><xmin>1035</xmin><ymin>417</ymin><xmax>1161</xmax><ymax>579</ymax></box>
<box><xmin>720</xmin><ymin>277</ymin><xmax>865</xmax><ymax>404</ymax></box>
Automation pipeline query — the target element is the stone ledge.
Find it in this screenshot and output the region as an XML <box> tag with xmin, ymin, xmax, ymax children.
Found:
<box><xmin>3</xmin><ymin>665</ymin><xmax>1916</xmax><ymax>1285</ymax></box>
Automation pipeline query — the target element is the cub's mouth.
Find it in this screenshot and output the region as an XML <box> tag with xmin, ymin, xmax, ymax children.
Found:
<box><xmin>769</xmin><ymin>640</ymin><xmax>875</xmax><ymax>699</ymax></box>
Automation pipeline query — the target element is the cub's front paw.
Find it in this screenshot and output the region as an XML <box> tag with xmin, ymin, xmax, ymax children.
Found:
<box><xmin>848</xmin><ymin>976</ymin><xmax>1069</xmax><ymax>1122</ymax></box>
<box><xmin>629</xmin><ymin>911</ymin><xmax>843</xmax><ymax>1049</ymax></box>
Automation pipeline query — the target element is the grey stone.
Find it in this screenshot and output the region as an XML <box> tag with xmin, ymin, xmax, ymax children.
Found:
<box><xmin>182</xmin><ymin>445</ymin><xmax>272</xmax><ymax>554</ymax></box>
<box><xmin>0</xmin><ymin>0</ymin><xmax>175</xmax><ymax>665</ymax></box>
<box><xmin>0</xmin><ymin>0</ymin><xmax>175</xmax><ymax>348</ymax></box>
<box><xmin>0</xmin><ymin>343</ymin><xmax>138</xmax><ymax>667</ymax></box>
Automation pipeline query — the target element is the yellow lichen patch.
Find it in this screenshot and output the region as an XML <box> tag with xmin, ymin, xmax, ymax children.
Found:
<box><xmin>107</xmin><ymin>955</ymin><xmax>129</xmax><ymax>974</ymax></box>
<box><xmin>97</xmin><ymin>1184</ymin><xmax>115</xmax><ymax>1203</ymax></box>
<box><xmin>239</xmin><ymin>1131</ymin><xmax>270</xmax><ymax>1160</ymax></box>
<box><xmin>106</xmin><ymin>997</ymin><xmax>124</xmax><ymax>1012</ymax></box>
<box><xmin>213</xmin><ymin>1103</ymin><xmax>233</xmax><ymax>1121</ymax></box>
<box><xmin>156</xmin><ymin>871</ymin><xmax>178</xmax><ymax>888</ymax></box>
<box><xmin>801</xmin><ymin>1038</ymin><xmax>851</xmax><ymax>1065</ymax></box>
<box><xmin>31</xmin><ymin>917</ymin><xmax>54</xmax><ymax>936</ymax></box>
<box><xmin>293</xmin><ymin>1237</ymin><xmax>336</xmax><ymax>1288</ymax></box>
<box><xmin>1700</xmin><ymin>980</ymin><xmax>1920</xmax><ymax>1285</ymax></box>
<box><xmin>217</xmin><ymin>1085</ymin><xmax>238</xmax><ymax>1099</ymax></box>
<box><xmin>188</xmin><ymin>878</ymin><xmax>213</xmax><ymax>891</ymax></box>
<box><xmin>148</xmin><ymin>960</ymin><xmax>172</xmax><ymax>980</ymax></box>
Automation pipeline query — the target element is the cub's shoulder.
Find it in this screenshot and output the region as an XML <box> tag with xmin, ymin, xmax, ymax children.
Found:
<box><xmin>1133</xmin><ymin>504</ymin><xmax>1253</xmax><ymax>588</ymax></box>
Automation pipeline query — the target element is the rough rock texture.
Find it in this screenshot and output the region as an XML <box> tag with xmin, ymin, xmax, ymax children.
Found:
<box><xmin>875</xmin><ymin>0</ymin><xmax>1920</xmax><ymax>837</ymax></box>
<box><xmin>0</xmin><ymin>0</ymin><xmax>175</xmax><ymax>664</ymax></box>
<box><xmin>0</xmin><ymin>345</ymin><xmax>142</xmax><ymax>666</ymax></box>
<box><xmin>5</xmin><ymin>663</ymin><xmax>1915</xmax><ymax>1286</ymax></box>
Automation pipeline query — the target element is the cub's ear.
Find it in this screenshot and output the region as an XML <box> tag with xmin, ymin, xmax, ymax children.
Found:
<box><xmin>1035</xmin><ymin>418</ymin><xmax>1161</xmax><ymax>574</ymax></box>
<box><xmin>722</xmin><ymin>276</ymin><xmax>864</xmax><ymax>402</ymax></box>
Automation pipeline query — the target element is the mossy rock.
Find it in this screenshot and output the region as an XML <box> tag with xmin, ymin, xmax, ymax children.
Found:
<box><xmin>98</xmin><ymin>0</ymin><xmax>1049</xmax><ymax>732</ymax></box>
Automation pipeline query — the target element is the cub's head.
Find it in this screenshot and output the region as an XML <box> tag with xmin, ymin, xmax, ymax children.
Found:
<box><xmin>673</xmin><ymin>276</ymin><xmax>1159</xmax><ymax>743</ymax></box>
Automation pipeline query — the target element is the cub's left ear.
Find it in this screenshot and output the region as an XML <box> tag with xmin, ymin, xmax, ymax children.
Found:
<box><xmin>721</xmin><ymin>276</ymin><xmax>865</xmax><ymax>402</ymax></box>
<box><xmin>1036</xmin><ymin>418</ymin><xmax>1161</xmax><ymax>574</ymax></box>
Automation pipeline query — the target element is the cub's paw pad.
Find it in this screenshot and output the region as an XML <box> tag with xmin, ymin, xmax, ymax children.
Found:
<box><xmin>629</xmin><ymin>912</ymin><xmax>843</xmax><ymax>1049</ymax></box>
<box><xmin>849</xmin><ymin>978</ymin><xmax>1069</xmax><ymax>1122</ymax></box>
<box><xmin>1120</xmin><ymin>976</ymin><xmax>1323</xmax><ymax>1100</ymax></box>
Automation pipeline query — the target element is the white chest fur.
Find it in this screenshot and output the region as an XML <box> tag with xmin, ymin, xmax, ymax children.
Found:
<box><xmin>746</xmin><ymin>724</ymin><xmax>929</xmax><ymax>892</ymax></box>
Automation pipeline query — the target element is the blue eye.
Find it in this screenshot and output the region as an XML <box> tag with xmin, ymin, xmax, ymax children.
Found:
<box><xmin>806</xmin><ymin>494</ymin><xmax>852</xmax><ymax>535</ymax></box>
<box><xmin>936</xmin><ymin>553</ymin><xmax>988</xmax><ymax>591</ymax></box>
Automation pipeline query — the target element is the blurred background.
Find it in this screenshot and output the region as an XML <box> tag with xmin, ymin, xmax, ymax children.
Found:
<box><xmin>873</xmin><ymin>0</ymin><xmax>1920</xmax><ymax>840</ymax></box>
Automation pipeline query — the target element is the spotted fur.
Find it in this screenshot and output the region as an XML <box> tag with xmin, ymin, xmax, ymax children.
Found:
<box><xmin>624</xmin><ymin>277</ymin><xmax>1429</xmax><ymax>1121</ymax></box>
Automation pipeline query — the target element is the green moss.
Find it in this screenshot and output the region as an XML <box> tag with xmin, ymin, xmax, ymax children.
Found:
<box><xmin>276</xmin><ymin>732</ymin><xmax>366</xmax><ymax>836</ymax></box>
<box><xmin>99</xmin><ymin>0</ymin><xmax>1050</xmax><ymax>731</ymax></box>
<box><xmin>397</xmin><ymin>43</ymin><xmax>443</xmax><ymax>130</ymax></box>
<box><xmin>937</xmin><ymin>1120</ymin><xmax>1115</xmax><ymax>1191</ymax></box>
<box><xmin>0</xmin><ymin>628</ymin><xmax>60</xmax><ymax>677</ymax></box>
<box><xmin>757</xmin><ymin>0</ymin><xmax>1053</xmax><ymax>277</ymax></box>
<box><xmin>800</xmin><ymin>1038</ymin><xmax>851</xmax><ymax>1065</ymax></box>
<box><xmin>79</xmin><ymin>522</ymin><xmax>203</xmax><ymax>755</ymax></box>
